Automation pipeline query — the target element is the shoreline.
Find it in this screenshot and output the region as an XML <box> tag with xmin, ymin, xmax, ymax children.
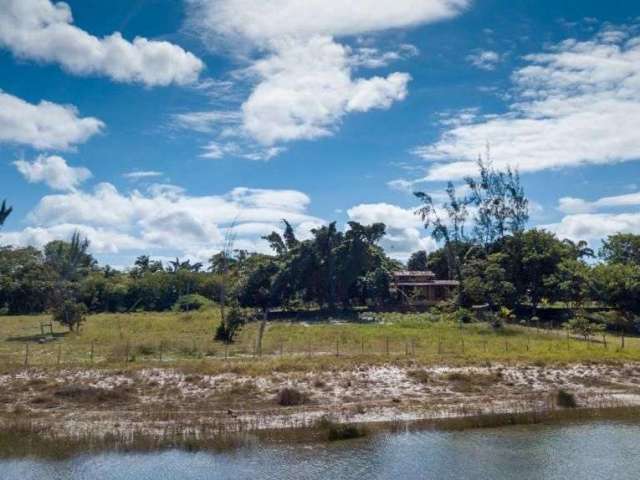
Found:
<box><xmin>2</xmin><ymin>362</ymin><xmax>640</xmax><ymax>457</ymax></box>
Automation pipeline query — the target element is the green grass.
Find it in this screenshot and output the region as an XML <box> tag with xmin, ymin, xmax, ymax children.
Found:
<box><xmin>1</xmin><ymin>309</ymin><xmax>639</xmax><ymax>372</ymax></box>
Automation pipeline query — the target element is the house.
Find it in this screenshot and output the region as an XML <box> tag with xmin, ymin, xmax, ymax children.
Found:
<box><xmin>391</xmin><ymin>270</ymin><xmax>459</xmax><ymax>305</ymax></box>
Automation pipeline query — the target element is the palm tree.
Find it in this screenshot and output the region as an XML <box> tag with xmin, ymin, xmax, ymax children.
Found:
<box><xmin>563</xmin><ymin>239</ymin><xmax>595</xmax><ymax>259</ymax></box>
<box><xmin>0</xmin><ymin>200</ymin><xmax>12</xmax><ymax>227</ymax></box>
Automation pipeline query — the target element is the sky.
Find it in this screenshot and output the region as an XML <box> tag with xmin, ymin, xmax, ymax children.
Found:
<box><xmin>1</xmin><ymin>0</ymin><xmax>639</xmax><ymax>268</ymax></box>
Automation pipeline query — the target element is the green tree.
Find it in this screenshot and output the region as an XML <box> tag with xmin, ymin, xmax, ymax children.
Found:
<box><xmin>407</xmin><ymin>250</ymin><xmax>428</xmax><ymax>271</ymax></box>
<box><xmin>52</xmin><ymin>299</ymin><xmax>88</xmax><ymax>331</ymax></box>
<box><xmin>415</xmin><ymin>183</ymin><xmax>469</xmax><ymax>306</ymax></box>
<box><xmin>518</xmin><ymin>229</ymin><xmax>567</xmax><ymax>315</ymax></box>
<box><xmin>465</xmin><ymin>159</ymin><xmax>529</xmax><ymax>247</ymax></box>
<box><xmin>599</xmin><ymin>233</ymin><xmax>640</xmax><ymax>265</ymax></box>
<box><xmin>462</xmin><ymin>252</ymin><xmax>515</xmax><ymax>308</ymax></box>
<box><xmin>590</xmin><ymin>263</ymin><xmax>640</xmax><ymax>348</ymax></box>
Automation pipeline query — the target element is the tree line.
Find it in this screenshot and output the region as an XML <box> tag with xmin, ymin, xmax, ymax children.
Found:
<box><xmin>1</xmin><ymin>160</ymin><xmax>639</xmax><ymax>339</ymax></box>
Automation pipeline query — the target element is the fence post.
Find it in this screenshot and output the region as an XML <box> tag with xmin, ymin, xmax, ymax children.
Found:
<box><xmin>24</xmin><ymin>343</ymin><xmax>29</xmax><ymax>368</ymax></box>
<box><xmin>336</xmin><ymin>337</ymin><xmax>340</xmax><ymax>357</ymax></box>
<box><xmin>460</xmin><ymin>337</ymin><xmax>465</xmax><ymax>354</ymax></box>
<box><xmin>125</xmin><ymin>341</ymin><xmax>130</xmax><ymax>364</ymax></box>
<box><xmin>385</xmin><ymin>337</ymin><xmax>390</xmax><ymax>356</ymax></box>
<box><xmin>361</xmin><ymin>337</ymin><xmax>365</xmax><ymax>355</ymax></box>
<box><xmin>90</xmin><ymin>341</ymin><xmax>95</xmax><ymax>364</ymax></box>
<box><xmin>57</xmin><ymin>344</ymin><xmax>62</xmax><ymax>366</ymax></box>
<box><xmin>603</xmin><ymin>334</ymin><xmax>607</xmax><ymax>349</ymax></box>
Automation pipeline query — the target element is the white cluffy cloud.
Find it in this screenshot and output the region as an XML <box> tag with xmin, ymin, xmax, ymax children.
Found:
<box><xmin>416</xmin><ymin>27</ymin><xmax>640</xmax><ymax>180</ymax></box>
<box><xmin>242</xmin><ymin>36</ymin><xmax>411</xmax><ymax>145</ymax></box>
<box><xmin>546</xmin><ymin>190</ymin><xmax>640</xmax><ymax>243</ymax></box>
<box><xmin>0</xmin><ymin>0</ymin><xmax>203</xmax><ymax>86</ymax></box>
<box><xmin>14</xmin><ymin>155</ymin><xmax>92</xmax><ymax>191</ymax></box>
<box><xmin>2</xmin><ymin>183</ymin><xmax>325</xmax><ymax>263</ymax></box>
<box><xmin>182</xmin><ymin>0</ymin><xmax>468</xmax><ymax>155</ymax></box>
<box><xmin>347</xmin><ymin>202</ymin><xmax>436</xmax><ymax>260</ymax></box>
<box><xmin>190</xmin><ymin>0</ymin><xmax>468</xmax><ymax>43</ymax></box>
<box><xmin>558</xmin><ymin>192</ymin><xmax>640</xmax><ymax>214</ymax></box>
<box><xmin>0</xmin><ymin>91</ymin><xmax>103</xmax><ymax>150</ymax></box>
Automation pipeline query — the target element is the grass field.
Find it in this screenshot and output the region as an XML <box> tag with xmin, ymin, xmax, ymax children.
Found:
<box><xmin>1</xmin><ymin>309</ymin><xmax>639</xmax><ymax>372</ymax></box>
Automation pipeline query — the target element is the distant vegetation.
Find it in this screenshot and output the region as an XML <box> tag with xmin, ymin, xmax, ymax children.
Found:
<box><xmin>1</xmin><ymin>160</ymin><xmax>639</xmax><ymax>342</ymax></box>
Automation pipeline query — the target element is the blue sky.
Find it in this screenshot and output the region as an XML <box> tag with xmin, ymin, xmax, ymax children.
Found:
<box><xmin>1</xmin><ymin>0</ymin><xmax>640</xmax><ymax>267</ymax></box>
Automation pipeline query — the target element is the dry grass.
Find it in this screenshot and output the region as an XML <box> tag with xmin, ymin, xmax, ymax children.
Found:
<box><xmin>2</xmin><ymin>310</ymin><xmax>640</xmax><ymax>373</ymax></box>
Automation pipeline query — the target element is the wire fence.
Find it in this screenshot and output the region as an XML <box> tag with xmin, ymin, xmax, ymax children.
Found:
<box><xmin>0</xmin><ymin>329</ymin><xmax>621</xmax><ymax>369</ymax></box>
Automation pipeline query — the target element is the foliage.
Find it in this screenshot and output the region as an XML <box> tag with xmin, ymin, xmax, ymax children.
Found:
<box><xmin>0</xmin><ymin>200</ymin><xmax>11</xmax><ymax>228</ymax></box>
<box><xmin>556</xmin><ymin>389</ymin><xmax>577</xmax><ymax>408</ymax></box>
<box><xmin>52</xmin><ymin>300</ymin><xmax>88</xmax><ymax>331</ymax></box>
<box><xmin>214</xmin><ymin>305</ymin><xmax>247</xmax><ymax>343</ymax></box>
<box><xmin>173</xmin><ymin>294</ymin><xmax>213</xmax><ymax>312</ymax></box>
<box><xmin>564</xmin><ymin>314</ymin><xmax>604</xmax><ymax>341</ymax></box>
<box><xmin>407</xmin><ymin>250</ymin><xmax>429</xmax><ymax>271</ymax></box>
<box><xmin>465</xmin><ymin>158</ymin><xmax>529</xmax><ymax>246</ymax></box>
<box><xmin>599</xmin><ymin>233</ymin><xmax>640</xmax><ymax>265</ymax></box>
<box><xmin>415</xmin><ymin>183</ymin><xmax>469</xmax><ymax>305</ymax></box>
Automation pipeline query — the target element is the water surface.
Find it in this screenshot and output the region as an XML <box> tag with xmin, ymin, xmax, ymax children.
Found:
<box><xmin>3</xmin><ymin>421</ymin><xmax>640</xmax><ymax>479</ymax></box>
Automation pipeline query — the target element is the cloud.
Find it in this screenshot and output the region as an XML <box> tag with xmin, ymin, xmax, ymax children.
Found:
<box><xmin>183</xmin><ymin>0</ymin><xmax>466</xmax><ymax>154</ymax></box>
<box><xmin>0</xmin><ymin>91</ymin><xmax>103</xmax><ymax>149</ymax></box>
<box><xmin>171</xmin><ymin>110</ymin><xmax>242</xmax><ymax>133</ymax></box>
<box><xmin>466</xmin><ymin>49</ymin><xmax>502</xmax><ymax>70</ymax></box>
<box><xmin>415</xmin><ymin>26</ymin><xmax>640</xmax><ymax>180</ymax></box>
<box><xmin>546</xmin><ymin>189</ymin><xmax>640</xmax><ymax>243</ymax></box>
<box><xmin>189</xmin><ymin>0</ymin><xmax>468</xmax><ymax>44</ymax></box>
<box><xmin>0</xmin><ymin>0</ymin><xmax>203</xmax><ymax>86</ymax></box>
<box><xmin>544</xmin><ymin>213</ymin><xmax>640</xmax><ymax>243</ymax></box>
<box><xmin>2</xmin><ymin>182</ymin><xmax>325</xmax><ymax>264</ymax></box>
<box><xmin>350</xmin><ymin>44</ymin><xmax>419</xmax><ymax>68</ymax></box>
<box><xmin>13</xmin><ymin>155</ymin><xmax>92</xmax><ymax>191</ymax></box>
<box><xmin>242</xmin><ymin>36</ymin><xmax>411</xmax><ymax>145</ymax></box>
<box><xmin>123</xmin><ymin>171</ymin><xmax>163</xmax><ymax>180</ymax></box>
<box><xmin>347</xmin><ymin>202</ymin><xmax>437</xmax><ymax>259</ymax></box>
<box><xmin>558</xmin><ymin>192</ymin><xmax>640</xmax><ymax>214</ymax></box>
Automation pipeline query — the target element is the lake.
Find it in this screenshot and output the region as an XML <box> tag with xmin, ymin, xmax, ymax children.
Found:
<box><xmin>3</xmin><ymin>421</ymin><xmax>640</xmax><ymax>479</ymax></box>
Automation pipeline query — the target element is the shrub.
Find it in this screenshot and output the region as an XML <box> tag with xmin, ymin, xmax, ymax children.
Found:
<box><xmin>456</xmin><ymin>308</ymin><xmax>473</xmax><ymax>324</ymax></box>
<box><xmin>556</xmin><ymin>389</ymin><xmax>577</xmax><ymax>408</ymax></box>
<box><xmin>52</xmin><ymin>300</ymin><xmax>88</xmax><ymax>331</ymax></box>
<box><xmin>407</xmin><ymin>369</ymin><xmax>430</xmax><ymax>384</ymax></box>
<box><xmin>316</xmin><ymin>417</ymin><xmax>367</xmax><ymax>441</ymax></box>
<box><xmin>276</xmin><ymin>387</ymin><xmax>307</xmax><ymax>406</ymax></box>
<box><xmin>173</xmin><ymin>294</ymin><xmax>213</xmax><ymax>312</ymax></box>
<box><xmin>214</xmin><ymin>305</ymin><xmax>247</xmax><ymax>343</ymax></box>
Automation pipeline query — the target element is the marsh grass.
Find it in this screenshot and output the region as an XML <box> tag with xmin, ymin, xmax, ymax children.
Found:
<box><xmin>2</xmin><ymin>311</ymin><xmax>640</xmax><ymax>372</ymax></box>
<box><xmin>3</xmin><ymin>405</ymin><xmax>640</xmax><ymax>459</ymax></box>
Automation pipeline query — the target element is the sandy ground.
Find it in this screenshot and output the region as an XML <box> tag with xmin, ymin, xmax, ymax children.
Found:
<box><xmin>2</xmin><ymin>363</ymin><xmax>640</xmax><ymax>439</ymax></box>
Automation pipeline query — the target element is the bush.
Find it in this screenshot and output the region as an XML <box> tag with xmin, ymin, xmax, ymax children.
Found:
<box><xmin>455</xmin><ymin>308</ymin><xmax>473</xmax><ymax>324</ymax></box>
<box><xmin>52</xmin><ymin>300</ymin><xmax>88</xmax><ymax>331</ymax></box>
<box><xmin>173</xmin><ymin>294</ymin><xmax>213</xmax><ymax>312</ymax></box>
<box><xmin>556</xmin><ymin>389</ymin><xmax>577</xmax><ymax>408</ymax></box>
<box><xmin>316</xmin><ymin>417</ymin><xmax>367</xmax><ymax>441</ymax></box>
<box><xmin>214</xmin><ymin>305</ymin><xmax>247</xmax><ymax>343</ymax></box>
<box><xmin>276</xmin><ymin>387</ymin><xmax>307</xmax><ymax>406</ymax></box>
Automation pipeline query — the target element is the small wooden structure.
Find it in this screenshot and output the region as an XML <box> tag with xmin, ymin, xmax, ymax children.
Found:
<box><xmin>391</xmin><ymin>271</ymin><xmax>459</xmax><ymax>305</ymax></box>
